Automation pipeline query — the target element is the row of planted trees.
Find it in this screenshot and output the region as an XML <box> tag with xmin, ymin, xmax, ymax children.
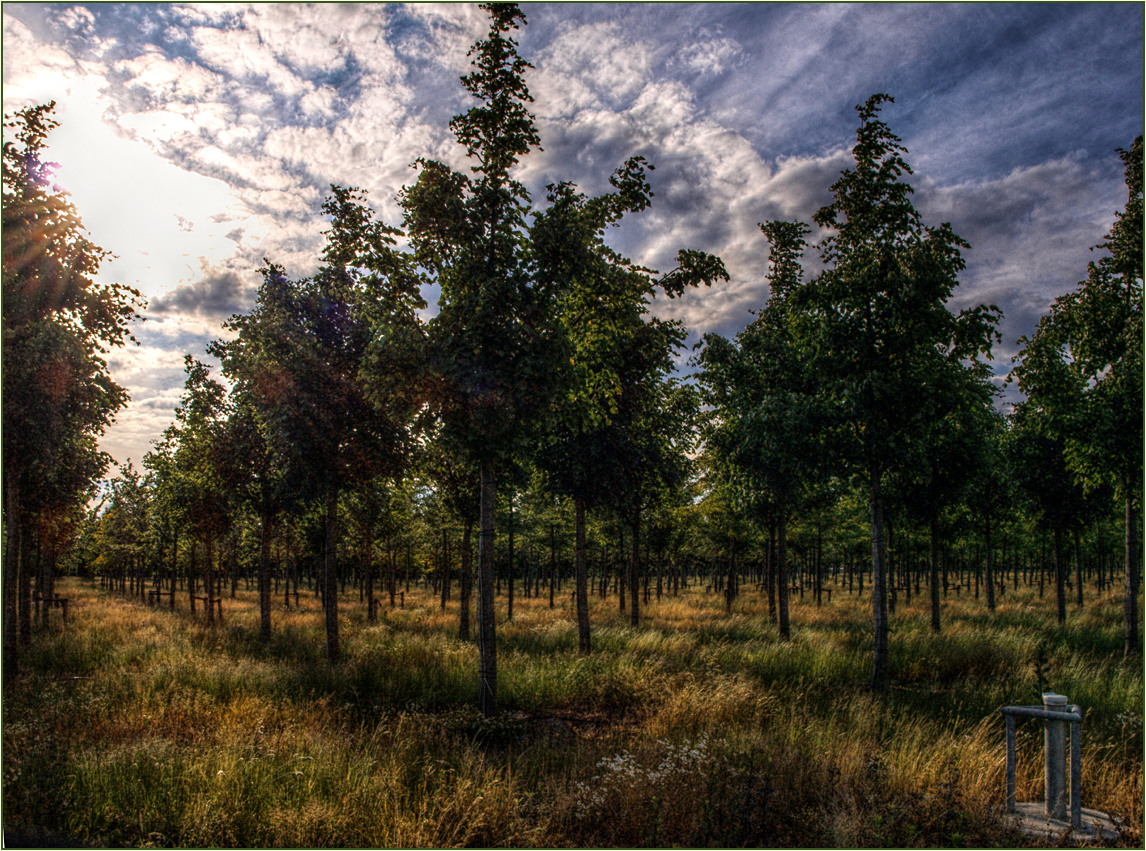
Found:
<box><xmin>84</xmin><ymin>452</ymin><xmax>1132</xmax><ymax>627</ymax></box>
<box><xmin>5</xmin><ymin>4</ymin><xmax>1140</xmax><ymax>709</ymax></box>
<box><xmin>695</xmin><ymin>99</ymin><xmax>1141</xmax><ymax>683</ymax></box>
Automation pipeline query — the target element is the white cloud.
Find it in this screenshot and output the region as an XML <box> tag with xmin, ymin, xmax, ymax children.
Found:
<box><xmin>673</xmin><ymin>33</ymin><xmax>743</xmax><ymax>77</ymax></box>
<box><xmin>531</xmin><ymin>21</ymin><xmax>653</xmax><ymax>118</ymax></box>
<box><xmin>2</xmin><ymin>14</ymin><xmax>82</xmax><ymax>86</ymax></box>
<box><xmin>53</xmin><ymin>6</ymin><xmax>96</xmax><ymax>36</ymax></box>
<box><xmin>114</xmin><ymin>50</ymin><xmax>229</xmax><ymax>105</ymax></box>
<box><xmin>189</xmin><ymin>24</ymin><xmax>312</xmax><ymax>98</ymax></box>
<box><xmin>402</xmin><ymin>4</ymin><xmax>489</xmax><ymax>73</ymax></box>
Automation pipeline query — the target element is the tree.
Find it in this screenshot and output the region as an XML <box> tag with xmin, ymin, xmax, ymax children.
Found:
<box><xmin>400</xmin><ymin>3</ymin><xmax>563</xmax><ymax>715</ymax></box>
<box><xmin>2</xmin><ymin>102</ymin><xmax>143</xmax><ymax>680</ymax></box>
<box><xmin>697</xmin><ymin>220</ymin><xmax>826</xmax><ymax>640</ymax></box>
<box><xmin>535</xmin><ymin>163</ymin><xmax>726</xmax><ymax>647</ymax></box>
<box><xmin>150</xmin><ymin>357</ymin><xmax>231</xmax><ymax>623</ymax></box>
<box><xmin>799</xmin><ymin>95</ymin><xmax>1001</xmax><ymax>689</ymax></box>
<box><xmin>1011</xmin><ymin>137</ymin><xmax>1142</xmax><ymax>655</ymax></box>
<box><xmin>216</xmin><ymin>186</ymin><xmax>423</xmax><ymax>664</ymax></box>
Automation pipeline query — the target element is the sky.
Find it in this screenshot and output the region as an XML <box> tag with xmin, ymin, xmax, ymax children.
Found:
<box><xmin>3</xmin><ymin>2</ymin><xmax>1143</xmax><ymax>474</ymax></box>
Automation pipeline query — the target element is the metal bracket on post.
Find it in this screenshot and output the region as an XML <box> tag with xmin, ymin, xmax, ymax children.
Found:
<box><xmin>1000</xmin><ymin>695</ymin><xmax>1082</xmax><ymax>830</ymax></box>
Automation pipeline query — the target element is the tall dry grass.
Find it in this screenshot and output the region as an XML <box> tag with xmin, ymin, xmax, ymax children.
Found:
<box><xmin>2</xmin><ymin>575</ymin><xmax>1141</xmax><ymax>847</ymax></box>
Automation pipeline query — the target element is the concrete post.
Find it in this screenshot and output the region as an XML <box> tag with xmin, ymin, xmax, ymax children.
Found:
<box><xmin>1043</xmin><ymin>693</ymin><xmax>1069</xmax><ymax>820</ymax></box>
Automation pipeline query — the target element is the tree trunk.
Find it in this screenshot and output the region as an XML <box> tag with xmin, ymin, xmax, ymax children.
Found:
<box><xmin>205</xmin><ymin>529</ymin><xmax>216</xmax><ymax>626</ymax></box>
<box><xmin>985</xmin><ymin>514</ymin><xmax>996</xmax><ymax>613</ymax></box>
<box><xmin>870</xmin><ymin>475</ymin><xmax>889</xmax><ymax>691</ymax></box>
<box><xmin>575</xmin><ymin>498</ymin><xmax>591</xmax><ymax>654</ymax></box>
<box><xmin>477</xmin><ymin>460</ymin><xmax>498</xmax><ymax>716</ymax></box>
<box><xmin>767</xmin><ymin>519</ymin><xmax>777</xmax><ymax>623</ymax></box>
<box><xmin>549</xmin><ymin>523</ymin><xmax>556</xmax><ymax>609</ymax></box>
<box><xmin>440</xmin><ymin>528</ymin><xmax>449</xmax><ymax>610</ymax></box>
<box><xmin>629</xmin><ymin>517</ymin><xmax>641</xmax><ymax>629</ymax></box>
<box><xmin>364</xmin><ymin>526</ymin><xmax>376</xmax><ymax>621</ymax></box>
<box><xmin>1073</xmin><ymin>529</ymin><xmax>1082</xmax><ymax>608</ymax></box>
<box><xmin>18</xmin><ymin>526</ymin><xmax>32</xmax><ymax>646</ymax></box>
<box><xmin>259</xmin><ymin>513</ymin><xmax>273</xmax><ymax>640</ymax></box>
<box><xmin>507</xmin><ymin>496</ymin><xmax>515</xmax><ymax>622</ymax></box>
<box><xmin>778</xmin><ymin>510</ymin><xmax>790</xmax><ymax>641</ymax></box>
<box><xmin>323</xmin><ymin>490</ymin><xmax>340</xmax><ymax>665</ymax></box>
<box><xmin>929</xmin><ymin>513</ymin><xmax>941</xmax><ymax>632</ymax></box>
<box><xmin>1126</xmin><ymin>488</ymin><xmax>1139</xmax><ymax>657</ymax></box>
<box><xmin>3</xmin><ymin>473</ymin><xmax>22</xmax><ymax>683</ymax></box>
<box><xmin>459</xmin><ymin>517</ymin><xmax>473</xmax><ymax>641</ymax></box>
<box><xmin>1053</xmin><ymin>525</ymin><xmax>1066</xmax><ymax>625</ymax></box>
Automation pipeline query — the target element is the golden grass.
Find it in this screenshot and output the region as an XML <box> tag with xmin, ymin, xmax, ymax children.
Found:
<box><xmin>3</xmin><ymin>575</ymin><xmax>1141</xmax><ymax>847</ymax></box>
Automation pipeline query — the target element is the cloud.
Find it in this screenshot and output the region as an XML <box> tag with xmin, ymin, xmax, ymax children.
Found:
<box><xmin>672</xmin><ymin>31</ymin><xmax>743</xmax><ymax>77</ymax></box>
<box><xmin>4</xmin><ymin>2</ymin><xmax>1139</xmax><ymax>469</ymax></box>
<box><xmin>914</xmin><ymin>157</ymin><xmax>1123</xmax><ymax>364</ymax></box>
<box><xmin>531</xmin><ymin>21</ymin><xmax>653</xmax><ymax>118</ymax></box>
<box><xmin>147</xmin><ymin>266</ymin><xmax>257</xmax><ymax>319</ymax></box>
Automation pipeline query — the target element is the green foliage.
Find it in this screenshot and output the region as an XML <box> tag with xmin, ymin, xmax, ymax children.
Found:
<box><xmin>1012</xmin><ymin>136</ymin><xmax>1143</xmax><ymax>501</ymax></box>
<box><xmin>2</xmin><ymin>102</ymin><xmax>142</xmax><ymax>505</ymax></box>
<box><xmin>697</xmin><ymin>219</ymin><xmax>826</xmax><ymax>520</ymax></box>
<box><xmin>803</xmin><ymin>94</ymin><xmax>1001</xmax><ymax>480</ymax></box>
<box><xmin>2</xmin><ymin>101</ymin><xmax>144</xmax><ymax>677</ymax></box>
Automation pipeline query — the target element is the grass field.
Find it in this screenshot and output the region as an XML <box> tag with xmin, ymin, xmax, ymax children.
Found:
<box><xmin>3</xmin><ymin>576</ymin><xmax>1141</xmax><ymax>847</ymax></box>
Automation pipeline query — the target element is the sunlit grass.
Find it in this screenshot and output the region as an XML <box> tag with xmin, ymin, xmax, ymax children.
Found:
<box><xmin>3</xmin><ymin>575</ymin><xmax>1141</xmax><ymax>847</ymax></box>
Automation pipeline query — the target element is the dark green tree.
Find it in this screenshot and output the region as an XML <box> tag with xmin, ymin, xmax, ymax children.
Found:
<box><xmin>400</xmin><ymin>4</ymin><xmax>571</xmax><ymax>714</ymax></box>
<box><xmin>2</xmin><ymin>102</ymin><xmax>143</xmax><ymax>679</ymax></box>
<box><xmin>1012</xmin><ymin>137</ymin><xmax>1142</xmax><ymax>654</ymax></box>
<box><xmin>534</xmin><ymin>162</ymin><xmax>726</xmax><ymax>646</ymax></box>
<box><xmin>697</xmin><ymin>220</ymin><xmax>825</xmax><ymax>640</ymax></box>
<box><xmin>152</xmin><ymin>356</ymin><xmax>231</xmax><ymax>623</ymax></box>
<box><xmin>799</xmin><ymin>95</ymin><xmax>1001</xmax><ymax>689</ymax></box>
<box><xmin>216</xmin><ymin>187</ymin><xmax>423</xmax><ymax>664</ymax></box>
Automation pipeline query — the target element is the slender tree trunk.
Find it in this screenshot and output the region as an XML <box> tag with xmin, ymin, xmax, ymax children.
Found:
<box><xmin>205</xmin><ymin>528</ymin><xmax>216</xmax><ymax>626</ymax></box>
<box><xmin>477</xmin><ymin>460</ymin><xmax>498</xmax><ymax>716</ymax></box>
<box><xmin>324</xmin><ymin>490</ymin><xmax>340</xmax><ymax>666</ymax></box>
<box><xmin>259</xmin><ymin>513</ymin><xmax>273</xmax><ymax>640</ymax></box>
<box><xmin>1053</xmin><ymin>525</ymin><xmax>1066</xmax><ymax>625</ymax></box>
<box><xmin>18</xmin><ymin>527</ymin><xmax>32</xmax><ymax>646</ymax></box>
<box><xmin>440</xmin><ymin>529</ymin><xmax>449</xmax><ymax>610</ymax></box>
<box><xmin>3</xmin><ymin>474</ymin><xmax>21</xmax><ymax>683</ymax></box>
<box><xmin>575</xmin><ymin>498</ymin><xmax>591</xmax><ymax>654</ymax></box>
<box><xmin>629</xmin><ymin>517</ymin><xmax>641</xmax><ymax>628</ymax></box>
<box><xmin>549</xmin><ymin>523</ymin><xmax>556</xmax><ymax>609</ymax></box>
<box><xmin>778</xmin><ymin>509</ymin><xmax>790</xmax><ymax>641</ymax></box>
<box><xmin>459</xmin><ymin>518</ymin><xmax>473</xmax><ymax>641</ymax></box>
<box><xmin>985</xmin><ymin>514</ymin><xmax>996</xmax><ymax>613</ymax></box>
<box><xmin>1125</xmin><ymin>487</ymin><xmax>1139</xmax><ymax>657</ymax></box>
<box><xmin>929</xmin><ymin>513</ymin><xmax>941</xmax><ymax>632</ymax></box>
<box><xmin>1073</xmin><ymin>529</ymin><xmax>1083</xmax><ymax>608</ymax></box>
<box><xmin>365</xmin><ymin>527</ymin><xmax>376</xmax><ymax>622</ymax></box>
<box><xmin>870</xmin><ymin>474</ymin><xmax>889</xmax><ymax>691</ymax></box>
<box><xmin>38</xmin><ymin>540</ymin><xmax>51</xmax><ymax>629</ymax></box>
<box><xmin>386</xmin><ymin>540</ymin><xmax>395</xmax><ymax>607</ymax></box>
<box><xmin>767</xmin><ymin>518</ymin><xmax>777</xmax><ymax>623</ymax></box>
<box><xmin>814</xmin><ymin>527</ymin><xmax>823</xmax><ymax>606</ymax></box>
<box><xmin>508</xmin><ymin>497</ymin><xmax>515</xmax><ymax>622</ymax></box>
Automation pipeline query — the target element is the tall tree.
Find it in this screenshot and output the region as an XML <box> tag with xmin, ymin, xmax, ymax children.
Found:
<box><xmin>2</xmin><ymin>102</ymin><xmax>143</xmax><ymax>680</ymax></box>
<box><xmin>697</xmin><ymin>220</ymin><xmax>827</xmax><ymax>640</ymax></box>
<box><xmin>1010</xmin><ymin>136</ymin><xmax>1143</xmax><ymax>653</ymax></box>
<box><xmin>800</xmin><ymin>95</ymin><xmax>1001</xmax><ymax>689</ymax></box>
<box><xmin>535</xmin><ymin>162</ymin><xmax>726</xmax><ymax>646</ymax></box>
<box><xmin>152</xmin><ymin>357</ymin><xmax>231</xmax><ymax>623</ymax></box>
<box><xmin>401</xmin><ymin>4</ymin><xmax>561</xmax><ymax>715</ymax></box>
<box><xmin>217</xmin><ymin>187</ymin><xmax>423</xmax><ymax>664</ymax></box>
